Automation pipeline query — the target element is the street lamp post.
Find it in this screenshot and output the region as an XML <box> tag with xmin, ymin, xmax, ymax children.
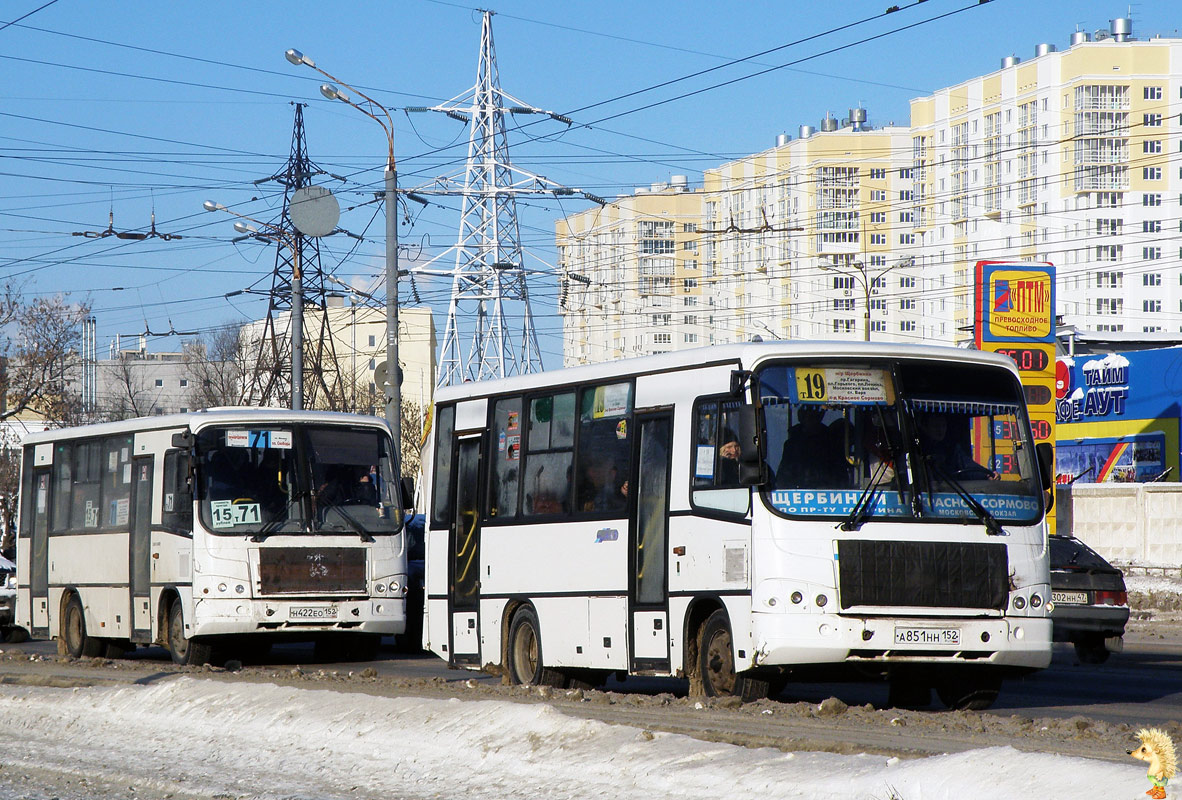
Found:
<box><xmin>285</xmin><ymin>49</ymin><xmax>401</xmax><ymax>466</ymax></box>
<box><xmin>204</xmin><ymin>200</ymin><xmax>304</xmax><ymax>410</ymax></box>
<box><xmin>821</xmin><ymin>258</ymin><xmax>914</xmax><ymax>342</ymax></box>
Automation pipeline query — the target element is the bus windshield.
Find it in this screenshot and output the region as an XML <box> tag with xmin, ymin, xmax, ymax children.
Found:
<box><xmin>757</xmin><ymin>359</ymin><xmax>1043</xmax><ymax>526</ymax></box>
<box><xmin>196</xmin><ymin>424</ymin><xmax>401</xmax><ymax>536</ymax></box>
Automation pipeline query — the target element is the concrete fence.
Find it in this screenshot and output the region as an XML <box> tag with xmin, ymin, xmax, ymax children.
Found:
<box><xmin>1061</xmin><ymin>483</ymin><xmax>1182</xmax><ymax>568</ymax></box>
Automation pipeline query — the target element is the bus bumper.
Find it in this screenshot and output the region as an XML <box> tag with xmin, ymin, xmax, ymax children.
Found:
<box><xmin>192</xmin><ymin>597</ymin><xmax>406</xmax><ymax>636</ymax></box>
<box><xmin>750</xmin><ymin>613</ymin><xmax>1052</xmax><ymax>670</ymax></box>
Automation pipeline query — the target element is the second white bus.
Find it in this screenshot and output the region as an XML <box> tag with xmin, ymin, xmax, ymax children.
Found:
<box><xmin>422</xmin><ymin>342</ymin><xmax>1054</xmax><ymax>709</ymax></box>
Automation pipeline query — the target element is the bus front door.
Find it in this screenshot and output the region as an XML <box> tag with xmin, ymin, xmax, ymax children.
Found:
<box><xmin>449</xmin><ymin>437</ymin><xmax>482</xmax><ymax>666</ymax></box>
<box><xmin>629</xmin><ymin>412</ymin><xmax>672</xmax><ymax>672</ymax></box>
<box><xmin>29</xmin><ymin>468</ymin><xmax>51</xmax><ymax>637</ymax></box>
<box><xmin>129</xmin><ymin>457</ymin><xmax>153</xmax><ymax>640</ymax></box>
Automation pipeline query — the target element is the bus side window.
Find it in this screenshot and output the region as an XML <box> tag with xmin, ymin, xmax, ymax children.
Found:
<box><xmin>51</xmin><ymin>443</ymin><xmax>71</xmax><ymax>532</ymax></box>
<box><xmin>488</xmin><ymin>397</ymin><xmax>522</xmax><ymax>519</ymax></box>
<box><xmin>102</xmin><ymin>435</ymin><xmax>133</xmax><ymax>530</ymax></box>
<box><xmin>691</xmin><ymin>397</ymin><xmax>750</xmax><ymax>515</ymax></box>
<box><xmin>522</xmin><ymin>393</ymin><xmax>575</xmax><ymax>517</ymax></box>
<box><xmin>70</xmin><ymin>441</ymin><xmax>103</xmax><ymax>530</ymax></box>
<box><xmin>430</xmin><ymin>405</ymin><xmax>456</xmax><ymax>529</ymax></box>
<box><xmin>162</xmin><ymin>450</ymin><xmax>193</xmax><ymax>533</ymax></box>
<box><xmin>574</xmin><ymin>383</ymin><xmax>632</xmax><ymax>515</ymax></box>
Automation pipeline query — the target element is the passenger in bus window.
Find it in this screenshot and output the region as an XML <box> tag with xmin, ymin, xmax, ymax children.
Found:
<box><xmin>775</xmin><ymin>406</ymin><xmax>847</xmax><ymax>489</ymax></box>
<box><xmin>717</xmin><ymin>434</ymin><xmax>741</xmax><ymax>485</ymax></box>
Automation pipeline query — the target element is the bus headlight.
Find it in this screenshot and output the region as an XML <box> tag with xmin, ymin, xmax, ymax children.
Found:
<box><xmin>1013</xmin><ymin>595</ymin><xmax>1027</xmax><ymax>610</ymax></box>
<box><xmin>218</xmin><ymin>583</ymin><xmax>227</xmax><ymax>593</ymax></box>
<box><xmin>1029</xmin><ymin>593</ymin><xmax>1043</xmax><ymax>609</ymax></box>
<box><xmin>374</xmin><ymin>583</ymin><xmax>386</xmax><ymax>593</ymax></box>
<box><xmin>235</xmin><ymin>584</ymin><xmax>245</xmax><ymax>595</ymax></box>
<box><xmin>815</xmin><ymin>594</ymin><xmax>828</xmax><ymax>608</ymax></box>
<box><xmin>388</xmin><ymin>580</ymin><xmax>401</xmax><ymax>594</ymax></box>
<box><xmin>790</xmin><ymin>591</ymin><xmax>803</xmax><ymax>605</ymax></box>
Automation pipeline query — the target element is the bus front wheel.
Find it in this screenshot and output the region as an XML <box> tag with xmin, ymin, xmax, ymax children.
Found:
<box><xmin>62</xmin><ymin>594</ymin><xmax>103</xmax><ymax>659</ymax></box>
<box><xmin>697</xmin><ymin>609</ymin><xmax>768</xmax><ymax>702</ymax></box>
<box><xmin>935</xmin><ymin>671</ymin><xmax>1002</xmax><ymax>711</ymax></box>
<box><xmin>505</xmin><ymin>606</ymin><xmax>564</xmax><ymax>687</ymax></box>
<box><xmin>168</xmin><ymin>602</ymin><xmax>213</xmax><ymax>666</ymax></box>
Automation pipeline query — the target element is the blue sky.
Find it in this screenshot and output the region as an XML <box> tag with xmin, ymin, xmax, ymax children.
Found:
<box><xmin>2</xmin><ymin>0</ymin><xmax>1178</xmax><ymax>369</ymax></box>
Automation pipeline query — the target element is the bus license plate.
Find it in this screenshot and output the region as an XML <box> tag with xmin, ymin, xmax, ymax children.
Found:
<box><xmin>1051</xmin><ymin>591</ymin><xmax>1088</xmax><ymax>605</ymax></box>
<box><xmin>893</xmin><ymin>627</ymin><xmax>960</xmax><ymax>646</ymax></box>
<box><xmin>290</xmin><ymin>605</ymin><xmax>338</xmax><ymax>620</ymax></box>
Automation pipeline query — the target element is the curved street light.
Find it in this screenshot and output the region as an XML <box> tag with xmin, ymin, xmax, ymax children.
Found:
<box><xmin>285</xmin><ymin>47</ymin><xmax>401</xmax><ymax>472</ymax></box>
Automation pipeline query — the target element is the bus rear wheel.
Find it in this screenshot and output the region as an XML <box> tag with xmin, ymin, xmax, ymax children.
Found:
<box><xmin>62</xmin><ymin>594</ymin><xmax>103</xmax><ymax>659</ymax></box>
<box><xmin>506</xmin><ymin>606</ymin><xmax>564</xmax><ymax>687</ymax></box>
<box><xmin>697</xmin><ymin>609</ymin><xmax>768</xmax><ymax>702</ymax></box>
<box><xmin>168</xmin><ymin>601</ymin><xmax>213</xmax><ymax>666</ymax></box>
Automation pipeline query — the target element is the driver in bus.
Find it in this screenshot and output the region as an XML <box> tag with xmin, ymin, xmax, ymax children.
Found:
<box><xmin>917</xmin><ymin>412</ymin><xmax>997</xmax><ymax>480</ymax></box>
<box><xmin>775</xmin><ymin>406</ymin><xmax>847</xmax><ymax>489</ymax></box>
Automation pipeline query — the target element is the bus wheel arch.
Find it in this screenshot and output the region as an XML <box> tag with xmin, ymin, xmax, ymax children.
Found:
<box><xmin>162</xmin><ymin>590</ymin><xmax>213</xmax><ymax>666</ymax></box>
<box><xmin>504</xmin><ymin>602</ymin><xmax>564</xmax><ymax>687</ymax></box>
<box><xmin>682</xmin><ymin>597</ymin><xmax>725</xmax><ymax>696</ymax></box>
<box><xmin>59</xmin><ymin>589</ymin><xmax>102</xmax><ymax>659</ymax></box>
<box><xmin>689</xmin><ymin>602</ymin><xmax>770</xmax><ymax>702</ymax></box>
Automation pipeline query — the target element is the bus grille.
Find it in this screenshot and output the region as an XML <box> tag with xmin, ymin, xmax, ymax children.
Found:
<box><xmin>258</xmin><ymin>547</ymin><xmax>367</xmax><ymax>595</ymax></box>
<box><xmin>837</xmin><ymin>540</ymin><xmax>1008</xmax><ymax>610</ymax></box>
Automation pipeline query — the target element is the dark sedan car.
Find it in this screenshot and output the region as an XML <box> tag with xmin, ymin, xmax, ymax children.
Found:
<box><xmin>1049</xmin><ymin>534</ymin><xmax>1129</xmax><ymax>663</ymax></box>
<box><xmin>399</xmin><ymin>513</ymin><xmax>425</xmax><ymax>652</ymax></box>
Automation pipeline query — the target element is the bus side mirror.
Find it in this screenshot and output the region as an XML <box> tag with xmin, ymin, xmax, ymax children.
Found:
<box><xmin>399</xmin><ymin>476</ymin><xmax>415</xmax><ymax>510</ymax></box>
<box><xmin>171</xmin><ymin>430</ymin><xmax>193</xmax><ymax>449</ymax></box>
<box><xmin>1035</xmin><ymin>442</ymin><xmax>1054</xmax><ymax>491</ymax></box>
<box><xmin>737</xmin><ymin>404</ymin><xmax>767</xmax><ymax>486</ymax></box>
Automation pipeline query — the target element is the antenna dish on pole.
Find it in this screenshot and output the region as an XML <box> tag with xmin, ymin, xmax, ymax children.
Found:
<box><xmin>289</xmin><ymin>185</ymin><xmax>340</xmax><ymax>237</ymax></box>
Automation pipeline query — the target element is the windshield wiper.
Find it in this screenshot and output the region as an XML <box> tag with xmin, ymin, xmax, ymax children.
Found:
<box><xmin>320</xmin><ymin>504</ymin><xmax>375</xmax><ymax>542</ymax></box>
<box><xmin>923</xmin><ymin>457</ymin><xmax>1005</xmax><ymax>536</ymax></box>
<box><xmin>839</xmin><ymin>457</ymin><xmax>894</xmax><ymax>532</ymax></box>
<box><xmin>249</xmin><ymin>515</ymin><xmax>292</xmax><ymax>543</ymax></box>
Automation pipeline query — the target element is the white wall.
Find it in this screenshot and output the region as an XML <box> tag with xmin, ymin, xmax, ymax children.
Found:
<box><xmin>1068</xmin><ymin>483</ymin><xmax>1182</xmax><ymax>567</ymax></box>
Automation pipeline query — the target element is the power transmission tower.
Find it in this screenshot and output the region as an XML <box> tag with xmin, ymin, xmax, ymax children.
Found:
<box><xmin>246</xmin><ymin>103</ymin><xmax>346</xmax><ymax>410</ymax></box>
<box><xmin>408</xmin><ymin>11</ymin><xmax>601</xmax><ymax>386</ymax></box>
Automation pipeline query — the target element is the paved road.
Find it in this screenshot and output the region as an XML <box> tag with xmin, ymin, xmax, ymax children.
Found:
<box><xmin>13</xmin><ymin>626</ymin><xmax>1182</xmax><ymax>727</ymax></box>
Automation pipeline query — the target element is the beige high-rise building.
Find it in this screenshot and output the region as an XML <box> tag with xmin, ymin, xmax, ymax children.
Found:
<box><xmin>910</xmin><ymin>18</ymin><xmax>1182</xmax><ymax>336</ymax></box>
<box><xmin>557</xmin><ymin>178</ymin><xmax>705</xmax><ymax>366</ymax></box>
<box><xmin>702</xmin><ymin>120</ymin><xmax>922</xmax><ymax>344</ymax></box>
<box><xmin>559</xmin><ymin>17</ymin><xmax>1182</xmax><ymax>364</ymax></box>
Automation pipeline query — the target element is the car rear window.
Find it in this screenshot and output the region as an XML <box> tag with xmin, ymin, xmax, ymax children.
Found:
<box><xmin>1049</xmin><ymin>536</ymin><xmax>1117</xmax><ymax>572</ymax></box>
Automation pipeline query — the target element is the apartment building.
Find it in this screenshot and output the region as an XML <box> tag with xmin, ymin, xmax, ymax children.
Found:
<box><xmin>702</xmin><ymin>119</ymin><xmax>923</xmax><ymax>344</ymax></box>
<box><xmin>911</xmin><ymin>18</ymin><xmax>1182</xmax><ymax>335</ymax></box>
<box><xmin>559</xmin><ymin>18</ymin><xmax>1182</xmax><ymax>364</ymax></box>
<box><xmin>557</xmin><ymin>179</ymin><xmax>704</xmax><ymax>365</ymax></box>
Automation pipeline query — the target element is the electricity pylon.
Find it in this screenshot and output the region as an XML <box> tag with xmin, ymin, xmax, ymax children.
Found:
<box><xmin>247</xmin><ymin>103</ymin><xmax>346</xmax><ymax>409</ymax></box>
<box><xmin>407</xmin><ymin>11</ymin><xmax>602</xmax><ymax>386</ymax></box>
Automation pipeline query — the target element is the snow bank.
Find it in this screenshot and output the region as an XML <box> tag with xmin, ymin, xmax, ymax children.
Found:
<box><xmin>0</xmin><ymin>678</ymin><xmax>1143</xmax><ymax>799</ymax></box>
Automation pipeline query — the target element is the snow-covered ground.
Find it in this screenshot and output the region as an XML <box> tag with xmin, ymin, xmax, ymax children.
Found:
<box><xmin>0</xmin><ymin>678</ymin><xmax>1148</xmax><ymax>800</ymax></box>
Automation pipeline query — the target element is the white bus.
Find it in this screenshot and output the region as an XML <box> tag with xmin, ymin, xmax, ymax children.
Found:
<box><xmin>422</xmin><ymin>342</ymin><xmax>1054</xmax><ymax>709</ymax></box>
<box><xmin>15</xmin><ymin>408</ymin><xmax>409</xmax><ymax>664</ymax></box>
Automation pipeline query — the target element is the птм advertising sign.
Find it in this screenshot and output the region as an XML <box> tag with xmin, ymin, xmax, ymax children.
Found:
<box><xmin>974</xmin><ymin>260</ymin><xmax>1056</xmax><ymax>530</ymax></box>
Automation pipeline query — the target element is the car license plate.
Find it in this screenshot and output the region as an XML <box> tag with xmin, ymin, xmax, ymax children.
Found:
<box><xmin>290</xmin><ymin>605</ymin><xmax>338</xmax><ymax>619</ymax></box>
<box><xmin>1051</xmin><ymin>590</ymin><xmax>1088</xmax><ymax>605</ymax></box>
<box><xmin>893</xmin><ymin>627</ymin><xmax>960</xmax><ymax>646</ymax></box>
